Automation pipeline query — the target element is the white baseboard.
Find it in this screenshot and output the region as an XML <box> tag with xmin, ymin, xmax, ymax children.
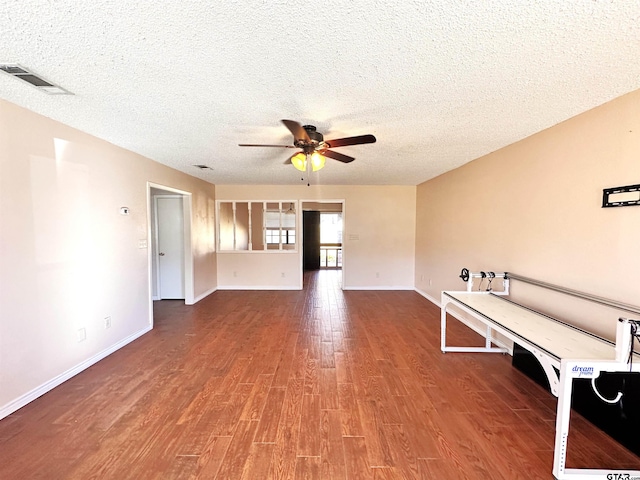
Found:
<box><xmin>216</xmin><ymin>285</ymin><xmax>301</xmax><ymax>291</ymax></box>
<box><xmin>414</xmin><ymin>287</ymin><xmax>441</xmax><ymax>306</ymax></box>
<box><xmin>414</xmin><ymin>287</ymin><xmax>513</xmax><ymax>354</ymax></box>
<box><xmin>342</xmin><ymin>286</ymin><xmax>414</xmax><ymax>291</ymax></box>
<box><xmin>190</xmin><ymin>286</ymin><xmax>217</xmax><ymax>304</ymax></box>
<box><xmin>0</xmin><ymin>325</ymin><xmax>153</xmax><ymax>421</ymax></box>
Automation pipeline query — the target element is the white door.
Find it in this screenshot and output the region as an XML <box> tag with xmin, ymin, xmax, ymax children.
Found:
<box><xmin>156</xmin><ymin>196</ymin><xmax>185</xmax><ymax>299</ymax></box>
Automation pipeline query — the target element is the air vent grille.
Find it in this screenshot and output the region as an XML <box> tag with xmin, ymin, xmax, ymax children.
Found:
<box><xmin>0</xmin><ymin>64</ymin><xmax>72</xmax><ymax>95</ymax></box>
<box><xmin>1</xmin><ymin>65</ymin><xmax>28</xmax><ymax>75</ymax></box>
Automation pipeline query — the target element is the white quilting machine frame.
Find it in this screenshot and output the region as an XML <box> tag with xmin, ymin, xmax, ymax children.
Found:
<box><xmin>440</xmin><ymin>269</ymin><xmax>640</xmax><ymax>480</ymax></box>
<box><xmin>441</xmin><ymin>270</ymin><xmax>512</xmax><ymax>355</ymax></box>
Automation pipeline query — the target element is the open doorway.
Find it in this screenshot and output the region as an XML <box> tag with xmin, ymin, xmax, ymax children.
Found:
<box><xmin>301</xmin><ymin>201</ymin><xmax>344</xmax><ymax>286</ymax></box>
<box><xmin>319</xmin><ymin>212</ymin><xmax>342</xmax><ymax>269</ymax></box>
<box><xmin>147</xmin><ymin>183</ymin><xmax>194</xmax><ymax>325</ymax></box>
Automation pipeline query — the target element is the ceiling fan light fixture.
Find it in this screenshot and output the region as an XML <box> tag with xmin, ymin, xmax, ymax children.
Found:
<box><xmin>291</xmin><ymin>152</ymin><xmax>307</xmax><ymax>172</ymax></box>
<box><xmin>311</xmin><ymin>152</ymin><xmax>325</xmax><ymax>171</ymax></box>
<box><xmin>239</xmin><ymin>120</ymin><xmax>375</xmax><ymax>172</ymax></box>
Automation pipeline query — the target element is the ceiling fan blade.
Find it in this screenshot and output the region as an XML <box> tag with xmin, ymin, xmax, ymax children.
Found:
<box><xmin>281</xmin><ymin>119</ymin><xmax>311</xmax><ymax>142</ymax></box>
<box><xmin>238</xmin><ymin>143</ymin><xmax>296</xmax><ymax>148</ymax></box>
<box><xmin>322</xmin><ymin>149</ymin><xmax>355</xmax><ymax>163</ymax></box>
<box><xmin>325</xmin><ymin>134</ymin><xmax>376</xmax><ymax>148</ymax></box>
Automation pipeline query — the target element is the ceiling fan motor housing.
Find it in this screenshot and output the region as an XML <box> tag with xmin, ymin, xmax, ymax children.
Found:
<box><xmin>239</xmin><ymin>119</ymin><xmax>374</xmax><ymax>164</ymax></box>
<box><xmin>302</xmin><ymin>125</ymin><xmax>324</xmax><ymax>143</ymax></box>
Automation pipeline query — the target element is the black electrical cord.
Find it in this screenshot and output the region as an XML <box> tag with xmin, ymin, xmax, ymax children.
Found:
<box><xmin>477</xmin><ymin>271</ymin><xmax>486</xmax><ymax>291</ymax></box>
<box><xmin>619</xmin><ymin>320</ymin><xmax>640</xmax><ymax>416</ymax></box>
<box><xmin>486</xmin><ymin>271</ymin><xmax>495</xmax><ymax>291</ymax></box>
<box><xmin>627</xmin><ymin>320</ymin><xmax>640</xmax><ymax>372</ymax></box>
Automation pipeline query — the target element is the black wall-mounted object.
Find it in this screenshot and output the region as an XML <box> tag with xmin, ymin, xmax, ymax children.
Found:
<box><xmin>602</xmin><ymin>183</ymin><xmax>640</xmax><ymax>208</ymax></box>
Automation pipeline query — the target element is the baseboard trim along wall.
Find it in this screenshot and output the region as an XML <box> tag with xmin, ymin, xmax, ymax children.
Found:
<box><xmin>216</xmin><ymin>285</ymin><xmax>301</xmax><ymax>291</ymax></box>
<box><xmin>342</xmin><ymin>286</ymin><xmax>414</xmax><ymax>291</ymax></box>
<box><xmin>0</xmin><ymin>325</ymin><xmax>153</xmax><ymax>421</ymax></box>
<box><xmin>415</xmin><ymin>287</ymin><xmax>513</xmax><ymax>354</ymax></box>
<box><xmin>190</xmin><ymin>286</ymin><xmax>217</xmax><ymax>305</ymax></box>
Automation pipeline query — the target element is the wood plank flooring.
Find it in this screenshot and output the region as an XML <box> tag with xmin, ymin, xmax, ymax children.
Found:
<box><xmin>1</xmin><ymin>270</ymin><xmax>639</xmax><ymax>479</ymax></box>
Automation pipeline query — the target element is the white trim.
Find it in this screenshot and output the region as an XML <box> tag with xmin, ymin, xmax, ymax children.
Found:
<box><xmin>415</xmin><ymin>287</ymin><xmax>513</xmax><ymax>354</ymax></box>
<box><xmin>190</xmin><ymin>286</ymin><xmax>217</xmax><ymax>304</ymax></box>
<box><xmin>147</xmin><ymin>182</ymin><xmax>195</xmax><ymax>316</ymax></box>
<box><xmin>414</xmin><ymin>287</ymin><xmax>440</xmax><ymax>306</ymax></box>
<box><xmin>216</xmin><ymin>249</ymin><xmax>299</xmax><ymax>254</ymax></box>
<box><xmin>216</xmin><ymin>285</ymin><xmax>301</xmax><ymax>291</ymax></box>
<box><xmin>152</xmin><ymin>295</ymin><xmax>160</xmax><ymax>301</ymax></box>
<box><xmin>0</xmin><ymin>326</ymin><xmax>152</xmax><ymax>421</ymax></box>
<box><xmin>183</xmin><ymin>195</ymin><xmax>194</xmax><ymax>305</ymax></box>
<box><xmin>343</xmin><ymin>286</ymin><xmax>414</xmax><ymax>291</ymax></box>
<box><xmin>146</xmin><ymin>185</ymin><xmax>155</xmax><ymax>327</ymax></box>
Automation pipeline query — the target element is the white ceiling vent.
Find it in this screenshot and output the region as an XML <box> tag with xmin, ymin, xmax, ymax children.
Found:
<box><xmin>0</xmin><ymin>64</ymin><xmax>73</xmax><ymax>95</ymax></box>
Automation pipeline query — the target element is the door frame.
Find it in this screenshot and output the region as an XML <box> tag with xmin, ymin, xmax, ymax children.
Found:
<box><xmin>299</xmin><ymin>199</ymin><xmax>345</xmax><ymax>289</ymax></box>
<box><xmin>147</xmin><ymin>183</ymin><xmax>194</xmax><ymax>327</ymax></box>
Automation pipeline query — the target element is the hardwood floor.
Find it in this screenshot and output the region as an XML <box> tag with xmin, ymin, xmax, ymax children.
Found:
<box><xmin>1</xmin><ymin>270</ymin><xmax>639</xmax><ymax>479</ymax></box>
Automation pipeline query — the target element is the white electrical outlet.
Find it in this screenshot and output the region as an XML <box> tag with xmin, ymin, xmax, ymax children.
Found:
<box><xmin>376</xmin><ymin>272</ymin><xmax>380</xmax><ymax>278</ymax></box>
<box><xmin>104</xmin><ymin>316</ymin><xmax>112</xmax><ymax>329</ymax></box>
<box><xmin>281</xmin><ymin>272</ymin><xmax>285</xmax><ymax>278</ymax></box>
<box><xmin>233</xmin><ymin>271</ymin><xmax>237</xmax><ymax>277</ymax></box>
<box><xmin>77</xmin><ymin>328</ymin><xmax>86</xmax><ymax>342</ymax></box>
<box><xmin>429</xmin><ymin>279</ymin><xmax>433</xmax><ymax>286</ymax></box>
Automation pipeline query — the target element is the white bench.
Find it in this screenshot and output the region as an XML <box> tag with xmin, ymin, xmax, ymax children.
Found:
<box><xmin>441</xmin><ymin>278</ymin><xmax>640</xmax><ymax>480</ymax></box>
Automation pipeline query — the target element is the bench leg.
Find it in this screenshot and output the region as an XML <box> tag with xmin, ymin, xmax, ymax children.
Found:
<box><xmin>440</xmin><ymin>296</ymin><xmax>508</xmax><ymax>354</ymax></box>
<box><xmin>440</xmin><ymin>298</ymin><xmax>448</xmax><ymax>352</ymax></box>
<box><xmin>552</xmin><ymin>360</ymin><xmax>572</xmax><ymax>479</ymax></box>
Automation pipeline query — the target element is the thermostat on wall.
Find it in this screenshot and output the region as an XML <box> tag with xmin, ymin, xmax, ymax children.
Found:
<box><xmin>120</xmin><ymin>207</ymin><xmax>130</xmax><ymax>215</ymax></box>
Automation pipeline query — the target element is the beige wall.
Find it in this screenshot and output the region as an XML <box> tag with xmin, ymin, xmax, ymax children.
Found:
<box><xmin>216</xmin><ymin>185</ymin><xmax>416</xmax><ymax>290</ymax></box>
<box><xmin>0</xmin><ymin>99</ymin><xmax>217</xmax><ymax>416</ymax></box>
<box><xmin>7</xmin><ymin>85</ymin><xmax>637</xmax><ymax>417</ymax></box>
<box><xmin>415</xmin><ymin>89</ymin><xmax>640</xmax><ymax>340</ymax></box>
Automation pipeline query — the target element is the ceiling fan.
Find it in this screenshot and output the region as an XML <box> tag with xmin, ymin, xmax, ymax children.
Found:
<box><xmin>239</xmin><ymin>120</ymin><xmax>376</xmax><ymax>172</ymax></box>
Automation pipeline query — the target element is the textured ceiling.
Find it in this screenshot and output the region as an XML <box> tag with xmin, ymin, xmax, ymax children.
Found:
<box><xmin>1</xmin><ymin>1</ymin><xmax>639</xmax><ymax>186</ymax></box>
